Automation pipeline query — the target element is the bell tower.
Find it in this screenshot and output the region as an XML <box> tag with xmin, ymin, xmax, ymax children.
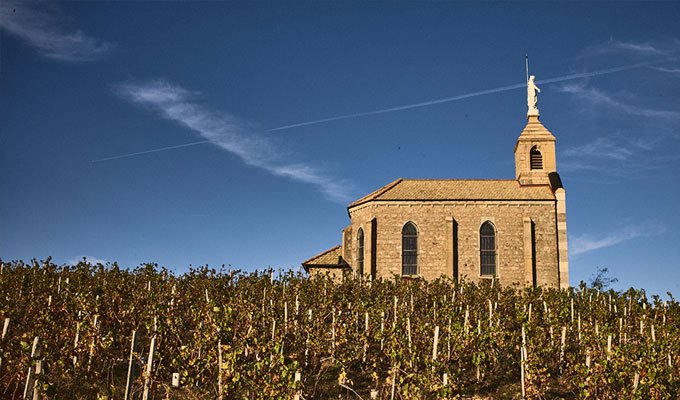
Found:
<box><xmin>514</xmin><ymin>115</ymin><xmax>557</xmax><ymax>186</ymax></box>
<box><xmin>515</xmin><ymin>71</ymin><xmax>569</xmax><ymax>289</ymax></box>
<box><xmin>515</xmin><ymin>74</ymin><xmax>557</xmax><ymax>186</ymax></box>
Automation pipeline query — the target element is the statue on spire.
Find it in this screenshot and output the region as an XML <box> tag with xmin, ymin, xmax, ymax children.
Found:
<box><xmin>527</xmin><ymin>75</ymin><xmax>540</xmax><ymax>116</ymax></box>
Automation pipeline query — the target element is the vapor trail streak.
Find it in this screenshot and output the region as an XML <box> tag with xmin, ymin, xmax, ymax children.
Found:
<box><xmin>537</xmin><ymin>61</ymin><xmax>654</xmax><ymax>84</ymax></box>
<box><xmin>92</xmin><ymin>140</ymin><xmax>211</xmax><ymax>162</ymax></box>
<box><xmin>266</xmin><ymin>62</ymin><xmax>653</xmax><ymax>132</ymax></box>
<box><xmin>266</xmin><ymin>61</ymin><xmax>654</xmax><ymax>132</ymax></box>
<box><xmin>266</xmin><ymin>83</ymin><xmax>526</xmax><ymax>131</ymax></box>
<box><xmin>96</xmin><ymin>61</ymin><xmax>654</xmax><ymax>162</ymax></box>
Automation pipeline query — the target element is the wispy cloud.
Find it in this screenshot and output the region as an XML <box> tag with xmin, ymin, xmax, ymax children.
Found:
<box><xmin>559</xmin><ymin>82</ymin><xmax>680</xmax><ymax>120</ymax></box>
<box><xmin>559</xmin><ymin>40</ymin><xmax>680</xmax><ymax>179</ymax></box>
<box><xmin>114</xmin><ymin>79</ymin><xmax>354</xmax><ymax>203</ymax></box>
<box><xmin>578</xmin><ymin>38</ymin><xmax>679</xmax><ymax>59</ymax></box>
<box><xmin>559</xmin><ymin>133</ymin><xmax>675</xmax><ymax>180</ymax></box>
<box><xmin>0</xmin><ymin>0</ymin><xmax>113</xmax><ymax>62</ymax></box>
<box><xmin>652</xmin><ymin>66</ymin><xmax>680</xmax><ymax>74</ymax></box>
<box><xmin>68</xmin><ymin>255</ymin><xmax>108</xmax><ymax>266</ymax></box>
<box><xmin>563</xmin><ymin>137</ymin><xmax>633</xmax><ymax>162</ymax></box>
<box><xmin>570</xmin><ymin>221</ymin><xmax>666</xmax><ymax>256</ymax></box>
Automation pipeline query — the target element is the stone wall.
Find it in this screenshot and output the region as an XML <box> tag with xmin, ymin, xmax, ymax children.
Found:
<box><xmin>347</xmin><ymin>200</ymin><xmax>560</xmax><ymax>287</ymax></box>
<box><xmin>308</xmin><ymin>267</ymin><xmax>348</xmax><ymax>281</ymax></box>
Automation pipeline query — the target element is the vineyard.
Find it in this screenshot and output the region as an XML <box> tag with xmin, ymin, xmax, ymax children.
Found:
<box><xmin>0</xmin><ymin>259</ymin><xmax>678</xmax><ymax>399</ymax></box>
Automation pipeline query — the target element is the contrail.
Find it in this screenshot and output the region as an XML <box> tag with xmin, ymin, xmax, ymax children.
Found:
<box><xmin>91</xmin><ymin>139</ymin><xmax>211</xmax><ymax>162</ymax></box>
<box><xmin>266</xmin><ymin>60</ymin><xmax>655</xmax><ymax>132</ymax></box>
<box><xmin>95</xmin><ymin>61</ymin><xmax>655</xmax><ymax>162</ymax></box>
<box><xmin>266</xmin><ymin>82</ymin><xmax>527</xmax><ymax>131</ymax></box>
<box><xmin>537</xmin><ymin>61</ymin><xmax>654</xmax><ymax>84</ymax></box>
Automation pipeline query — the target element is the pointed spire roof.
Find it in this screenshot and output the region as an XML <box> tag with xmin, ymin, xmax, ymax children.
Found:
<box><xmin>515</xmin><ymin>115</ymin><xmax>556</xmax><ymax>151</ymax></box>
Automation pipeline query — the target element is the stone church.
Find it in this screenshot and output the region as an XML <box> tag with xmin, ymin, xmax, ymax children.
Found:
<box><xmin>302</xmin><ymin>77</ymin><xmax>569</xmax><ymax>289</ymax></box>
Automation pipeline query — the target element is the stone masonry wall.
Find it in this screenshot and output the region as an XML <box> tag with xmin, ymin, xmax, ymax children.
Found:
<box><xmin>347</xmin><ymin>200</ymin><xmax>560</xmax><ymax>287</ymax></box>
<box><xmin>309</xmin><ymin>267</ymin><xmax>347</xmax><ymax>281</ymax></box>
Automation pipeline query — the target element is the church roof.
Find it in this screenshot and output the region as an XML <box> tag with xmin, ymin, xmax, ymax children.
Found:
<box><xmin>301</xmin><ymin>245</ymin><xmax>349</xmax><ymax>271</ymax></box>
<box><xmin>348</xmin><ymin>179</ymin><xmax>555</xmax><ymax>208</ymax></box>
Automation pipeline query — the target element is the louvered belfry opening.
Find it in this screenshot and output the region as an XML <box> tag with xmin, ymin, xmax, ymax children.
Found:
<box><xmin>357</xmin><ymin>228</ymin><xmax>364</xmax><ymax>276</ymax></box>
<box><xmin>530</xmin><ymin>146</ymin><xmax>543</xmax><ymax>170</ymax></box>
<box><xmin>480</xmin><ymin>221</ymin><xmax>496</xmax><ymax>276</ymax></box>
<box><xmin>402</xmin><ymin>222</ymin><xmax>418</xmax><ymax>276</ymax></box>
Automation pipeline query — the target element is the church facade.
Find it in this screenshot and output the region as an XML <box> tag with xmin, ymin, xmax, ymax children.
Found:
<box><xmin>302</xmin><ymin>81</ymin><xmax>569</xmax><ymax>289</ymax></box>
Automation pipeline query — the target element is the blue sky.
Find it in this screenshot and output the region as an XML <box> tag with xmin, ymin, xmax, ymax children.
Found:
<box><xmin>1</xmin><ymin>1</ymin><xmax>679</xmax><ymax>296</ymax></box>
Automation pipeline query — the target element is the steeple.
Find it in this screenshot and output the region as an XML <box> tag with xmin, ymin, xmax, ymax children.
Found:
<box><xmin>515</xmin><ymin>71</ymin><xmax>569</xmax><ymax>289</ymax></box>
<box><xmin>515</xmin><ymin>74</ymin><xmax>557</xmax><ymax>186</ymax></box>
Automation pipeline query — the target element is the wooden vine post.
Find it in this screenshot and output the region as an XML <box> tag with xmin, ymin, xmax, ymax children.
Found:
<box><xmin>520</xmin><ymin>325</ymin><xmax>527</xmax><ymax>400</ymax></box>
<box><xmin>293</xmin><ymin>371</ymin><xmax>301</xmax><ymax>400</ymax></box>
<box><xmin>633</xmin><ymin>358</ymin><xmax>641</xmax><ymax>390</ymax></box>
<box><xmin>558</xmin><ymin>326</ymin><xmax>566</xmax><ymax>373</ymax></box>
<box><xmin>284</xmin><ymin>301</ymin><xmax>288</xmax><ymax>333</ymax></box>
<box><xmin>406</xmin><ymin>316</ymin><xmax>413</xmax><ymax>368</ymax></box>
<box><xmin>432</xmin><ymin>325</ymin><xmax>440</xmax><ymax>370</ymax></box>
<box><xmin>0</xmin><ymin>318</ymin><xmax>8</xmax><ymax>371</ymax></box>
<box><xmin>392</xmin><ymin>296</ymin><xmax>398</xmax><ymax>330</ymax></box>
<box><xmin>124</xmin><ymin>330</ymin><xmax>138</xmax><ymax>400</ymax></box>
<box><xmin>218</xmin><ymin>337</ymin><xmax>224</xmax><ymax>400</ymax></box>
<box><xmin>23</xmin><ymin>336</ymin><xmax>42</xmax><ymax>400</ymax></box>
<box><xmin>2</xmin><ymin>317</ymin><xmax>9</xmax><ymax>339</ymax></box>
<box><xmin>363</xmin><ymin>312</ymin><xmax>369</xmax><ymax>363</ymax></box>
<box><xmin>447</xmin><ymin>318</ymin><xmax>452</xmax><ymax>360</ymax></box>
<box><xmin>142</xmin><ymin>335</ymin><xmax>156</xmax><ymax>400</ymax></box>
<box><xmin>73</xmin><ymin>322</ymin><xmax>81</xmax><ymax>368</ymax></box>
<box><xmin>380</xmin><ymin>311</ymin><xmax>385</xmax><ymax>351</ymax></box>
<box><xmin>87</xmin><ymin>314</ymin><xmax>99</xmax><ymax>371</ymax></box>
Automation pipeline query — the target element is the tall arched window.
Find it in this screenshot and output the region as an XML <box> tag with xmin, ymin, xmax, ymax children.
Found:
<box><xmin>357</xmin><ymin>228</ymin><xmax>364</xmax><ymax>276</ymax></box>
<box><xmin>402</xmin><ymin>222</ymin><xmax>418</xmax><ymax>276</ymax></box>
<box><xmin>480</xmin><ymin>221</ymin><xmax>496</xmax><ymax>276</ymax></box>
<box><xmin>530</xmin><ymin>146</ymin><xmax>543</xmax><ymax>170</ymax></box>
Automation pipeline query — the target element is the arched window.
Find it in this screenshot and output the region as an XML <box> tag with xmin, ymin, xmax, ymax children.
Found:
<box><xmin>402</xmin><ymin>222</ymin><xmax>418</xmax><ymax>276</ymax></box>
<box><xmin>530</xmin><ymin>146</ymin><xmax>543</xmax><ymax>170</ymax></box>
<box><xmin>480</xmin><ymin>221</ymin><xmax>496</xmax><ymax>276</ymax></box>
<box><xmin>357</xmin><ymin>228</ymin><xmax>364</xmax><ymax>276</ymax></box>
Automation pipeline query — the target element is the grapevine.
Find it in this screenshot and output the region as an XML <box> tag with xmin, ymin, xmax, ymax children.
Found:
<box><xmin>0</xmin><ymin>259</ymin><xmax>678</xmax><ymax>399</ymax></box>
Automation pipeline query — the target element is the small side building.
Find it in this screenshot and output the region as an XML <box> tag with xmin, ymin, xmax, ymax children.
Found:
<box><xmin>301</xmin><ymin>245</ymin><xmax>350</xmax><ymax>280</ymax></box>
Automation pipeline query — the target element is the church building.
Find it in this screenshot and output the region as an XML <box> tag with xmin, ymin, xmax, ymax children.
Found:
<box><xmin>302</xmin><ymin>77</ymin><xmax>569</xmax><ymax>289</ymax></box>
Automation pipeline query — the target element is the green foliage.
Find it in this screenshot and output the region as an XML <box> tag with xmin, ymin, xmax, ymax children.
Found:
<box><xmin>0</xmin><ymin>259</ymin><xmax>678</xmax><ymax>399</ymax></box>
<box><xmin>588</xmin><ymin>267</ymin><xmax>619</xmax><ymax>291</ymax></box>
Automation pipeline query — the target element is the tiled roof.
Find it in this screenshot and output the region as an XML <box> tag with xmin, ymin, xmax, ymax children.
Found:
<box><xmin>301</xmin><ymin>245</ymin><xmax>348</xmax><ymax>271</ymax></box>
<box><xmin>348</xmin><ymin>179</ymin><xmax>555</xmax><ymax>208</ymax></box>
